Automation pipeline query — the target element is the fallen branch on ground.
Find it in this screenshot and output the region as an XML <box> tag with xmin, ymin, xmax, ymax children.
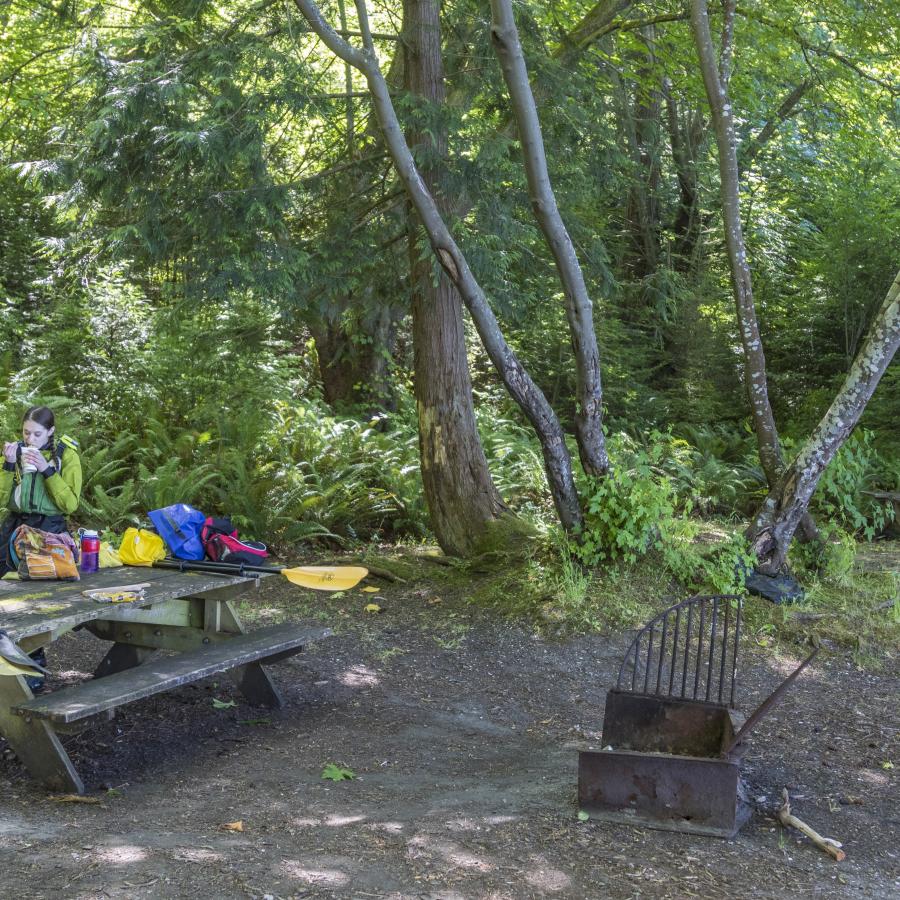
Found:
<box><xmin>777</xmin><ymin>789</ymin><xmax>846</xmax><ymax>861</ymax></box>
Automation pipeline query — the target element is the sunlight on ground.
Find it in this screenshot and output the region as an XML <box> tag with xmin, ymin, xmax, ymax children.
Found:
<box><xmin>56</xmin><ymin>669</ymin><xmax>93</xmax><ymax>681</ymax></box>
<box><xmin>280</xmin><ymin>861</ymin><xmax>350</xmax><ymax>887</ymax></box>
<box><xmin>768</xmin><ymin>653</ymin><xmax>823</xmax><ymax>680</ymax></box>
<box><xmin>338</xmin><ymin>664</ymin><xmax>379</xmax><ymax>687</ymax></box>
<box><xmin>407</xmin><ymin>835</ymin><xmax>495</xmax><ymax>872</ymax></box>
<box><xmin>524</xmin><ymin>853</ymin><xmax>572</xmax><ymax>892</ymax></box>
<box><xmin>366</xmin><ymin>820</ymin><xmax>405</xmax><ymax>833</ymax></box>
<box><xmin>92</xmin><ymin>845</ymin><xmax>148</xmax><ymax>864</ymax></box>
<box><xmin>445</xmin><ymin>814</ymin><xmax>519</xmax><ymax>831</ymax></box>
<box><xmin>325</xmin><ymin>814</ymin><xmax>367</xmax><ymax>827</ymax></box>
<box><xmin>858</xmin><ymin>769</ymin><xmax>890</xmax><ymax>786</ymax></box>
<box><xmin>291</xmin><ymin>814</ymin><xmax>368</xmax><ymax>828</ymax></box>
<box><xmin>170</xmin><ymin>848</ymin><xmax>225</xmax><ymax>863</ymax></box>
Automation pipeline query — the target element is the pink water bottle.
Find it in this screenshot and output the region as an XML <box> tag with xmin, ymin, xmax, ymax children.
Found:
<box><xmin>80</xmin><ymin>530</ymin><xmax>100</xmax><ymax>574</ymax></box>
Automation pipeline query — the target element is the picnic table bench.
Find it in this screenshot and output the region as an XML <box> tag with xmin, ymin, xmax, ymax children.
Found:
<box><xmin>0</xmin><ymin>566</ymin><xmax>331</xmax><ymax>793</ymax></box>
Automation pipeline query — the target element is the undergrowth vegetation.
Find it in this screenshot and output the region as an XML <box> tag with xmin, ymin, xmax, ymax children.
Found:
<box><xmin>2</xmin><ymin>348</ymin><xmax>897</xmax><ymax>656</ymax></box>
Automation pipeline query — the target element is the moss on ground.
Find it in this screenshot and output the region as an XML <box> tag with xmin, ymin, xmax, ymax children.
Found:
<box><xmin>242</xmin><ymin>535</ymin><xmax>899</xmax><ymax>668</ymax></box>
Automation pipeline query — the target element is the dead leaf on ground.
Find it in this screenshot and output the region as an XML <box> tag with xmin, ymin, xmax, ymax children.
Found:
<box><xmin>426</xmin><ymin>597</ymin><xmax>442</xmax><ymax>606</ymax></box>
<box><xmin>49</xmin><ymin>794</ymin><xmax>102</xmax><ymax>805</ymax></box>
<box><xmin>360</xmin><ymin>586</ymin><xmax>380</xmax><ymax>593</ymax></box>
<box><xmin>220</xmin><ymin>820</ymin><xmax>244</xmax><ymax>832</ymax></box>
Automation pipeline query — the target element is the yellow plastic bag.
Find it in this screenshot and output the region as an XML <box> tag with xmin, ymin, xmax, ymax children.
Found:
<box><xmin>99</xmin><ymin>541</ymin><xmax>123</xmax><ymax>568</ymax></box>
<box><xmin>118</xmin><ymin>528</ymin><xmax>166</xmax><ymax>566</ymax></box>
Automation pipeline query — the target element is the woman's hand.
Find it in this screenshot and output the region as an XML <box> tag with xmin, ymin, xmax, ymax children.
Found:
<box><xmin>23</xmin><ymin>447</ymin><xmax>50</xmax><ymax>473</ymax></box>
<box><xmin>3</xmin><ymin>442</ymin><xmax>17</xmax><ymax>464</ymax></box>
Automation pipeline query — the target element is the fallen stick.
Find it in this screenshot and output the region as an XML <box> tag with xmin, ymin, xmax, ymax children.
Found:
<box><xmin>777</xmin><ymin>789</ymin><xmax>846</xmax><ymax>861</ymax></box>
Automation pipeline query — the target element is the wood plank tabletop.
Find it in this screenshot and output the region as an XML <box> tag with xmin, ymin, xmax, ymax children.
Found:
<box><xmin>0</xmin><ymin>566</ymin><xmax>253</xmax><ymax>641</ymax></box>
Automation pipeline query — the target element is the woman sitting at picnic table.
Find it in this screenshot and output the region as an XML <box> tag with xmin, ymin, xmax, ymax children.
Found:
<box><xmin>0</xmin><ymin>406</ymin><xmax>82</xmax><ymax>689</ymax></box>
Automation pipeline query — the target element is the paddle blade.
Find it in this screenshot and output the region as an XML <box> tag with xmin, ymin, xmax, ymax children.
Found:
<box><xmin>282</xmin><ymin>565</ymin><xmax>369</xmax><ymax>591</ymax></box>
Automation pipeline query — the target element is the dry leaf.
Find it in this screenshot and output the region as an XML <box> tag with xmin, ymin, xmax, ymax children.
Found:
<box><xmin>360</xmin><ymin>586</ymin><xmax>379</xmax><ymax>593</ymax></box>
<box><xmin>220</xmin><ymin>820</ymin><xmax>244</xmax><ymax>832</ymax></box>
<box><xmin>50</xmin><ymin>794</ymin><xmax>102</xmax><ymax>804</ymax></box>
<box><xmin>426</xmin><ymin>597</ymin><xmax>442</xmax><ymax>606</ymax></box>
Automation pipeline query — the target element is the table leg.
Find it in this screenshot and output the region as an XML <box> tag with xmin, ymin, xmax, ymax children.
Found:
<box><xmin>0</xmin><ymin>675</ymin><xmax>84</xmax><ymax>794</ymax></box>
<box><xmin>93</xmin><ymin>643</ymin><xmax>156</xmax><ymax>679</ymax></box>
<box><xmin>216</xmin><ymin>601</ymin><xmax>283</xmax><ymax>708</ymax></box>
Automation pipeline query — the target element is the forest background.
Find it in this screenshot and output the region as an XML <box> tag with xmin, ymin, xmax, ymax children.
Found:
<box><xmin>1</xmin><ymin>0</ymin><xmax>898</xmax><ymax>649</ymax></box>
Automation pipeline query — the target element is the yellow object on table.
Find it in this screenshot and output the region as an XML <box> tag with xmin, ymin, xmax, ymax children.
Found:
<box><xmin>99</xmin><ymin>541</ymin><xmax>123</xmax><ymax>568</ymax></box>
<box><xmin>82</xmin><ymin>582</ymin><xmax>150</xmax><ymax>604</ymax></box>
<box><xmin>118</xmin><ymin>528</ymin><xmax>166</xmax><ymax>566</ymax></box>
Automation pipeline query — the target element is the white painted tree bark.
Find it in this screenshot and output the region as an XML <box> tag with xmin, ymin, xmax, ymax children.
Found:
<box><xmin>488</xmin><ymin>0</ymin><xmax>609</xmax><ymax>478</ymax></box>
<box><xmin>750</xmin><ymin>270</ymin><xmax>900</xmax><ymax>572</ymax></box>
<box><xmin>291</xmin><ymin>0</ymin><xmax>584</xmax><ymax>530</ymax></box>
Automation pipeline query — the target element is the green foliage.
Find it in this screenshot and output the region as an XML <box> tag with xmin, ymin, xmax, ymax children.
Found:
<box><xmin>572</xmin><ymin>433</ymin><xmax>753</xmax><ymax>594</ymax></box>
<box><xmin>812</xmin><ymin>431</ymin><xmax>896</xmax><ymax>538</ymax></box>
<box><xmin>321</xmin><ymin>763</ymin><xmax>355</xmax><ymax>782</ymax></box>
<box><xmin>575</xmin><ymin>439</ymin><xmax>676</xmax><ymax>566</ymax></box>
<box><xmin>1</xmin><ymin>0</ymin><xmax>897</xmax><ymax>604</ymax></box>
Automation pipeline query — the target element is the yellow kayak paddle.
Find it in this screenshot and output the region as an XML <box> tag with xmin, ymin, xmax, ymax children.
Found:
<box><xmin>154</xmin><ymin>558</ymin><xmax>368</xmax><ymax>591</ymax></box>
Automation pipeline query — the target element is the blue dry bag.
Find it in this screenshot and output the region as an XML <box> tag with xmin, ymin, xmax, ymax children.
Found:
<box><xmin>148</xmin><ymin>504</ymin><xmax>207</xmax><ymax>560</ymax></box>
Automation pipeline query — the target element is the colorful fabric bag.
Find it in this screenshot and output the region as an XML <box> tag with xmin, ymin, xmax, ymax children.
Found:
<box><xmin>201</xmin><ymin>516</ymin><xmax>268</xmax><ymax>566</ymax></box>
<box><xmin>11</xmin><ymin>525</ymin><xmax>80</xmax><ymax>580</ymax></box>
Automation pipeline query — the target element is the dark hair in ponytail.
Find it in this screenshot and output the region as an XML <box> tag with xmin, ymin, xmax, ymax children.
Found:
<box><xmin>23</xmin><ymin>406</ymin><xmax>56</xmax><ymax>453</ymax></box>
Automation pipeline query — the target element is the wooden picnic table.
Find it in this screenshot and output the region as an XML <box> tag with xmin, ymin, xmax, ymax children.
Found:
<box><xmin>0</xmin><ymin>566</ymin><xmax>330</xmax><ymax>794</ymax></box>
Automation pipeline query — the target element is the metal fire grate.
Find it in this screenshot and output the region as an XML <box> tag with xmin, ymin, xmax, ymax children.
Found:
<box><xmin>617</xmin><ymin>594</ymin><xmax>742</xmax><ymax>707</ymax></box>
<box><xmin>578</xmin><ymin>593</ymin><xmax>817</xmax><ymax>838</ymax></box>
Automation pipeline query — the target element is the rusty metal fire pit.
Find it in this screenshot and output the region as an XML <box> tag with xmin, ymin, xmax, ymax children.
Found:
<box><xmin>578</xmin><ymin>594</ymin><xmax>817</xmax><ymax>838</ymax></box>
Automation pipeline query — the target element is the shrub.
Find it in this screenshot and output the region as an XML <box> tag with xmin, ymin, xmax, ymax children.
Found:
<box><xmin>812</xmin><ymin>430</ymin><xmax>895</xmax><ymax>538</ymax></box>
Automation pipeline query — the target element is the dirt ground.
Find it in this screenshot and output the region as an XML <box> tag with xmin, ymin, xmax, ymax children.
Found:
<box><xmin>0</xmin><ymin>566</ymin><xmax>897</xmax><ymax>900</ymax></box>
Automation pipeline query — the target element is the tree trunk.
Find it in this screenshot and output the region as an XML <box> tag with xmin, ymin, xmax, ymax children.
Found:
<box><xmin>690</xmin><ymin>0</ymin><xmax>782</xmax><ymax>482</ymax></box>
<box><xmin>292</xmin><ymin>0</ymin><xmax>584</xmax><ymax>531</ymax></box>
<box><xmin>310</xmin><ymin>302</ymin><xmax>398</xmax><ymax>413</ymax></box>
<box><xmin>663</xmin><ymin>86</ymin><xmax>706</xmax><ymax>273</ymax></box>
<box><xmin>691</xmin><ymin>0</ymin><xmax>820</xmax><ymax>544</ymax></box>
<box><xmin>402</xmin><ymin>0</ymin><xmax>508</xmax><ymax>555</ymax></box>
<box><xmin>749</xmin><ymin>270</ymin><xmax>900</xmax><ymax>572</ymax></box>
<box><xmin>619</xmin><ymin>27</ymin><xmax>662</xmax><ymax>283</ymax></box>
<box><xmin>488</xmin><ymin>0</ymin><xmax>609</xmax><ymax>478</ymax></box>
<box><xmin>305</xmin><ymin>45</ymin><xmax>407</xmax><ymax>416</ymax></box>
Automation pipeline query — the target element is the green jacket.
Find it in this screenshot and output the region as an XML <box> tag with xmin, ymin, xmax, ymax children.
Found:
<box><xmin>0</xmin><ymin>436</ymin><xmax>82</xmax><ymax>517</ymax></box>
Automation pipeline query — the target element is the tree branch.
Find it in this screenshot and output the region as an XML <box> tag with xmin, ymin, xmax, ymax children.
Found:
<box><xmin>489</xmin><ymin>0</ymin><xmax>609</xmax><ymax>477</ymax></box>
<box><xmin>741</xmin><ymin>78</ymin><xmax>813</xmax><ymax>170</ymax></box>
<box><xmin>736</xmin><ymin>7</ymin><xmax>899</xmax><ymax>93</ymax></box>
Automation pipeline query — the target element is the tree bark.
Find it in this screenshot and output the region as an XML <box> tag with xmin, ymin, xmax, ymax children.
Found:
<box><xmin>310</xmin><ymin>302</ymin><xmax>398</xmax><ymax>413</ymax></box>
<box><xmin>488</xmin><ymin>0</ymin><xmax>609</xmax><ymax>478</ymax></box>
<box><xmin>690</xmin><ymin>0</ymin><xmax>783</xmax><ymax>483</ymax></box>
<box><xmin>619</xmin><ymin>27</ymin><xmax>663</xmax><ymax>283</ymax></box>
<box><xmin>292</xmin><ymin>0</ymin><xmax>584</xmax><ymax>531</ymax></box>
<box><xmin>749</xmin><ymin>270</ymin><xmax>900</xmax><ymax>573</ymax></box>
<box><xmin>691</xmin><ymin>0</ymin><xmax>821</xmax><ymax>545</ymax></box>
<box><xmin>402</xmin><ymin>0</ymin><xmax>508</xmax><ymax>555</ymax></box>
<box><xmin>306</xmin><ymin>45</ymin><xmax>407</xmax><ymax>415</ymax></box>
